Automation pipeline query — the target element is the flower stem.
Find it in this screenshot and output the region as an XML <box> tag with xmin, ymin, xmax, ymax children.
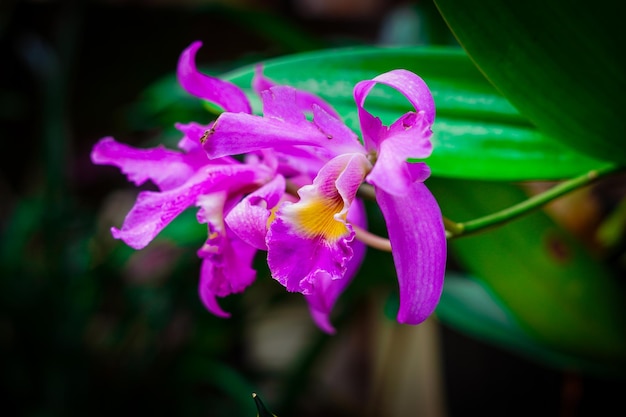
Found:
<box><xmin>356</xmin><ymin>164</ymin><xmax>621</xmax><ymax>245</ymax></box>
<box><xmin>352</xmin><ymin>223</ymin><xmax>392</xmax><ymax>251</ymax></box>
<box><xmin>445</xmin><ymin>164</ymin><xmax>621</xmax><ymax>239</ymax></box>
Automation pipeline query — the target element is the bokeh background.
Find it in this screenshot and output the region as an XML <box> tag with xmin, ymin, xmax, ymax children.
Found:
<box><xmin>1</xmin><ymin>1</ymin><xmax>625</xmax><ymax>416</ymax></box>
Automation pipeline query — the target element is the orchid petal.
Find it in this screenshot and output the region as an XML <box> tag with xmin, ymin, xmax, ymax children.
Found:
<box><xmin>177</xmin><ymin>41</ymin><xmax>251</xmax><ymax>114</ymax></box>
<box><xmin>252</xmin><ymin>64</ymin><xmax>275</xmax><ymax>95</ymax></box>
<box><xmin>354</xmin><ymin>69</ymin><xmax>434</xmax><ymax>153</ymax></box>
<box><xmin>261</xmin><ymin>86</ymin><xmax>307</xmax><ymax>123</ymax></box>
<box><xmin>196</xmin><ymin>192</ymin><xmax>258</xmax><ymax>318</ymax></box>
<box><xmin>205</xmin><ymin>112</ymin><xmax>322</xmax><ymax>158</ymax></box>
<box><xmin>225</xmin><ymin>175</ymin><xmax>286</xmax><ymax>250</ymax></box>
<box><xmin>366</xmin><ymin>131</ymin><xmax>433</xmax><ymax>196</ymax></box>
<box><xmin>311</xmin><ymin>104</ymin><xmax>361</xmax><ymax>147</ymax></box>
<box><xmin>205</xmin><ymin>88</ymin><xmax>362</xmax><ymax>159</ymax></box>
<box><xmin>175</xmin><ymin>121</ymin><xmax>207</xmax><ymax>153</ymax></box>
<box><xmin>375</xmin><ymin>182</ymin><xmax>446</xmax><ymax>324</ymax></box>
<box><xmin>273</xmin><ymin>146</ymin><xmax>326</xmax><ymax>178</ymax></box>
<box><xmin>198</xmin><ymin>227</ymin><xmax>257</xmax><ymax>318</ymax></box>
<box><xmin>267</xmin><ymin>153</ymin><xmax>370</xmax><ymax>294</ymax></box>
<box><xmin>91</xmin><ymin>137</ymin><xmax>206</xmax><ymax>191</ymax></box>
<box><xmin>196</xmin><ymin>192</ymin><xmax>228</xmax><ymax>228</ymax></box>
<box><xmin>175</xmin><ymin>121</ymin><xmax>214</xmax><ymax>154</ymax></box>
<box><xmin>111</xmin><ymin>164</ymin><xmax>261</xmax><ymax>249</ymax></box>
<box><xmin>353</xmin><ymin>70</ymin><xmax>435</xmax><ymax>195</ymax></box>
<box><xmin>268</xmin><ymin>221</ymin><xmax>353</xmax><ymax>294</ymax></box>
<box><xmin>252</xmin><ymin>65</ymin><xmax>341</xmax><ymax>119</ymax></box>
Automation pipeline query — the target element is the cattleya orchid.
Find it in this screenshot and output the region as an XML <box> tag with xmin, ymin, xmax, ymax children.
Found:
<box><xmin>91</xmin><ymin>41</ymin><xmax>446</xmax><ymax>333</ymax></box>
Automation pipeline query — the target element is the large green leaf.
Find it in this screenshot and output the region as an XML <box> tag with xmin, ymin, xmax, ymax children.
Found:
<box><xmin>433</xmin><ymin>0</ymin><xmax>626</xmax><ymax>164</ymax></box>
<box><xmin>220</xmin><ymin>46</ymin><xmax>610</xmax><ymax>180</ymax></box>
<box><xmin>436</xmin><ymin>274</ymin><xmax>620</xmax><ymax>375</ymax></box>
<box><xmin>429</xmin><ymin>177</ymin><xmax>626</xmax><ymax>369</ymax></box>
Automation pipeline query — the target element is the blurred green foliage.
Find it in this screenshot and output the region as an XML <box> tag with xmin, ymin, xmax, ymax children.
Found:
<box><xmin>433</xmin><ymin>0</ymin><xmax>625</xmax><ymax>164</ymax></box>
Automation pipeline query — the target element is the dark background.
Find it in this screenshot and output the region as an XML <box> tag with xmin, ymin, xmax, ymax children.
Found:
<box><xmin>1</xmin><ymin>1</ymin><xmax>623</xmax><ymax>416</ymax></box>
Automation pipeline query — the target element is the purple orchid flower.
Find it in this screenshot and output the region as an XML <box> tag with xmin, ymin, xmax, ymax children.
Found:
<box><xmin>91</xmin><ymin>40</ymin><xmax>446</xmax><ymax>333</ymax></box>
<box><xmin>205</xmin><ymin>67</ymin><xmax>447</xmax><ymax>326</ymax></box>
<box><xmin>91</xmin><ymin>42</ymin><xmax>365</xmax><ymax>331</ymax></box>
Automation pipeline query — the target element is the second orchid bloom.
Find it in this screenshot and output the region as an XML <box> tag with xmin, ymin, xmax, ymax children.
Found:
<box><xmin>91</xmin><ymin>41</ymin><xmax>447</xmax><ymax>333</ymax></box>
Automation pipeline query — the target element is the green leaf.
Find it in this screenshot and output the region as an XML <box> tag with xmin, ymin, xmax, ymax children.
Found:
<box><xmin>429</xmin><ymin>177</ymin><xmax>626</xmax><ymax>370</ymax></box>
<box><xmin>253</xmin><ymin>393</ymin><xmax>278</xmax><ymax>417</ymax></box>
<box><xmin>156</xmin><ymin>208</ymin><xmax>207</xmax><ymax>248</ymax></box>
<box><xmin>220</xmin><ymin>46</ymin><xmax>610</xmax><ymax>180</ymax></box>
<box><xmin>433</xmin><ymin>0</ymin><xmax>626</xmax><ymax>164</ymax></box>
<box><xmin>436</xmin><ymin>274</ymin><xmax>622</xmax><ymax>375</ymax></box>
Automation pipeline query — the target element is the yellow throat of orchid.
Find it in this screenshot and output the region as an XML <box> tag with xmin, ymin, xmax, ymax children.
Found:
<box><xmin>289</xmin><ymin>192</ymin><xmax>348</xmax><ymax>241</ymax></box>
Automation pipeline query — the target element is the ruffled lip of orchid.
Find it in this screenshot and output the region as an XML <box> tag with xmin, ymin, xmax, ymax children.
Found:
<box><xmin>177</xmin><ymin>41</ymin><xmax>252</xmax><ymax>114</ymax></box>
<box><xmin>266</xmin><ymin>153</ymin><xmax>369</xmax><ymax>300</ymax></box>
<box><xmin>267</xmin><ymin>216</ymin><xmax>356</xmax><ymax>295</ymax></box>
<box><xmin>305</xmin><ymin>198</ymin><xmax>368</xmax><ymax>334</ymax></box>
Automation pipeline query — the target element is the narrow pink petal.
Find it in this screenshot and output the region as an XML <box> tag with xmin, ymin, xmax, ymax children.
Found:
<box><xmin>204</xmin><ymin>112</ymin><xmax>318</xmax><ymax>158</ymax></box>
<box><xmin>385</xmin><ymin>111</ymin><xmax>434</xmax><ymax>159</ymax></box>
<box><xmin>111</xmin><ymin>164</ymin><xmax>261</xmax><ymax>250</ymax></box>
<box><xmin>252</xmin><ymin>65</ymin><xmax>341</xmax><ymax>118</ymax></box>
<box><xmin>366</xmin><ymin>138</ymin><xmax>432</xmax><ymax>196</ymax></box>
<box><xmin>273</xmin><ymin>146</ymin><xmax>326</xmax><ymax>178</ymax></box>
<box><xmin>198</xmin><ymin>258</ymin><xmax>232</xmax><ymax>318</ymax></box>
<box><xmin>354</xmin><ymin>69</ymin><xmax>435</xmax><ymax>152</ymax></box>
<box><xmin>204</xmin><ymin>87</ymin><xmax>362</xmax><ymax>159</ymax></box>
<box><xmin>204</xmin><ymin>112</ymin><xmax>333</xmax><ymax>159</ymax></box>
<box><xmin>198</xmin><ymin>228</ymin><xmax>257</xmax><ymax>318</ymax></box>
<box><xmin>297</xmin><ymin>91</ymin><xmax>342</xmax><ymax>119</ymax></box>
<box><xmin>375</xmin><ymin>182</ymin><xmax>446</xmax><ymax>325</ymax></box>
<box><xmin>311</xmin><ymin>104</ymin><xmax>362</xmax><ymax>150</ymax></box>
<box><xmin>261</xmin><ymin>86</ymin><xmax>306</xmax><ymax>123</ymax></box>
<box><xmin>353</xmin><ymin>70</ymin><xmax>435</xmax><ymax>196</ymax></box>
<box><xmin>405</xmin><ymin>162</ymin><xmax>431</xmax><ymax>184</ymax></box>
<box><xmin>177</xmin><ymin>41</ymin><xmax>251</xmax><ymax>114</ymax></box>
<box><xmin>91</xmin><ymin>137</ymin><xmax>210</xmax><ymax>191</ymax></box>
<box><xmin>195</xmin><ymin>191</ymin><xmax>257</xmax><ymax>318</ymax></box>
<box><xmin>225</xmin><ymin>175</ymin><xmax>286</xmax><ymax>250</ymax></box>
<box><xmin>308</xmin><ymin>307</ymin><xmax>336</xmax><ymax>334</ymax></box>
<box><xmin>175</xmin><ymin>121</ymin><xmax>212</xmax><ymax>153</ymax></box>
<box><xmin>354</xmin><ymin>69</ymin><xmax>435</xmax><ymax>131</ymax></box>
<box><xmin>252</xmin><ymin>64</ymin><xmax>274</xmax><ymax>95</ymax></box>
